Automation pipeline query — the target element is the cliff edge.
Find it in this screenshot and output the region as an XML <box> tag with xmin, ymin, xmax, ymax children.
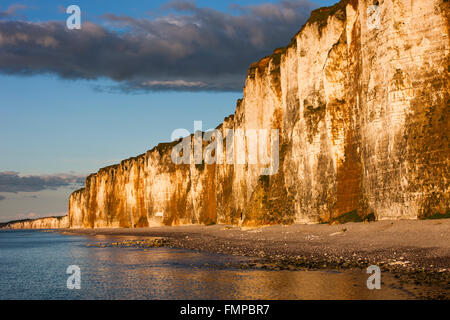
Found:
<box><xmin>2</xmin><ymin>216</ymin><xmax>69</xmax><ymax>230</ymax></box>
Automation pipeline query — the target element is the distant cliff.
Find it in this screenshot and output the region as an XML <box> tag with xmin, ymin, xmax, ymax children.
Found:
<box><xmin>2</xmin><ymin>216</ymin><xmax>69</xmax><ymax>230</ymax></box>
<box><xmin>67</xmin><ymin>0</ymin><xmax>449</xmax><ymax>228</ymax></box>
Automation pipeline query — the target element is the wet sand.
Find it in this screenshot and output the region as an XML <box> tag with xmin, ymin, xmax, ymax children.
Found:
<box><xmin>61</xmin><ymin>219</ymin><xmax>449</xmax><ymax>297</ymax></box>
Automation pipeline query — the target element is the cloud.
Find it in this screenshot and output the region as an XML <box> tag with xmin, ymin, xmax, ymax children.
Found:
<box><xmin>0</xmin><ymin>0</ymin><xmax>315</xmax><ymax>91</ymax></box>
<box><xmin>142</xmin><ymin>80</ymin><xmax>207</xmax><ymax>88</ymax></box>
<box><xmin>0</xmin><ymin>195</ymin><xmax>5</xmax><ymax>201</ymax></box>
<box><xmin>0</xmin><ymin>4</ymin><xmax>27</xmax><ymax>20</ymax></box>
<box><xmin>0</xmin><ymin>171</ymin><xmax>86</xmax><ymax>193</ymax></box>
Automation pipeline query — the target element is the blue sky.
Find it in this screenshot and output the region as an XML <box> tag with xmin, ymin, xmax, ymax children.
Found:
<box><xmin>0</xmin><ymin>0</ymin><xmax>337</xmax><ymax>222</ymax></box>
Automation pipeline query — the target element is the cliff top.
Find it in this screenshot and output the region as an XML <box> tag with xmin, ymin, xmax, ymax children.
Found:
<box><xmin>248</xmin><ymin>0</ymin><xmax>351</xmax><ymax>77</ymax></box>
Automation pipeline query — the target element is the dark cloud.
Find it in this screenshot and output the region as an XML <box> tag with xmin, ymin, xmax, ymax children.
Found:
<box><xmin>0</xmin><ymin>0</ymin><xmax>315</xmax><ymax>91</ymax></box>
<box><xmin>0</xmin><ymin>172</ymin><xmax>86</xmax><ymax>193</ymax></box>
<box><xmin>0</xmin><ymin>195</ymin><xmax>5</xmax><ymax>201</ymax></box>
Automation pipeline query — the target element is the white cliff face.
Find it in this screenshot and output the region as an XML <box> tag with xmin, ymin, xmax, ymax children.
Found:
<box><xmin>66</xmin><ymin>0</ymin><xmax>448</xmax><ymax>229</ymax></box>
<box><xmin>4</xmin><ymin>216</ymin><xmax>69</xmax><ymax>229</ymax></box>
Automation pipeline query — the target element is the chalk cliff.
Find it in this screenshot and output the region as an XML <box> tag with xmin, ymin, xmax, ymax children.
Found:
<box><xmin>67</xmin><ymin>0</ymin><xmax>449</xmax><ymax>228</ymax></box>
<box><xmin>3</xmin><ymin>216</ymin><xmax>69</xmax><ymax>229</ymax></box>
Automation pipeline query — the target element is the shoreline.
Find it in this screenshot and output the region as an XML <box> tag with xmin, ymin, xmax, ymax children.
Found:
<box><xmin>60</xmin><ymin>219</ymin><xmax>449</xmax><ymax>291</ymax></box>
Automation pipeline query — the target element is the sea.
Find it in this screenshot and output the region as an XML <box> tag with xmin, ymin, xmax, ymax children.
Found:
<box><xmin>0</xmin><ymin>230</ymin><xmax>439</xmax><ymax>300</ymax></box>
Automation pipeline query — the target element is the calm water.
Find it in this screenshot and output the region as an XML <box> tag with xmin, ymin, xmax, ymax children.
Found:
<box><xmin>0</xmin><ymin>230</ymin><xmax>433</xmax><ymax>300</ymax></box>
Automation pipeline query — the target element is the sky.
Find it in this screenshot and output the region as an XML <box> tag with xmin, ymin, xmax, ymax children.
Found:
<box><xmin>0</xmin><ymin>0</ymin><xmax>337</xmax><ymax>222</ymax></box>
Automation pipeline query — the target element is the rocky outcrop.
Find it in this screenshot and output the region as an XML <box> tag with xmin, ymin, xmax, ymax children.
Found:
<box><xmin>3</xmin><ymin>216</ymin><xmax>69</xmax><ymax>229</ymax></box>
<box><xmin>68</xmin><ymin>0</ymin><xmax>449</xmax><ymax>228</ymax></box>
